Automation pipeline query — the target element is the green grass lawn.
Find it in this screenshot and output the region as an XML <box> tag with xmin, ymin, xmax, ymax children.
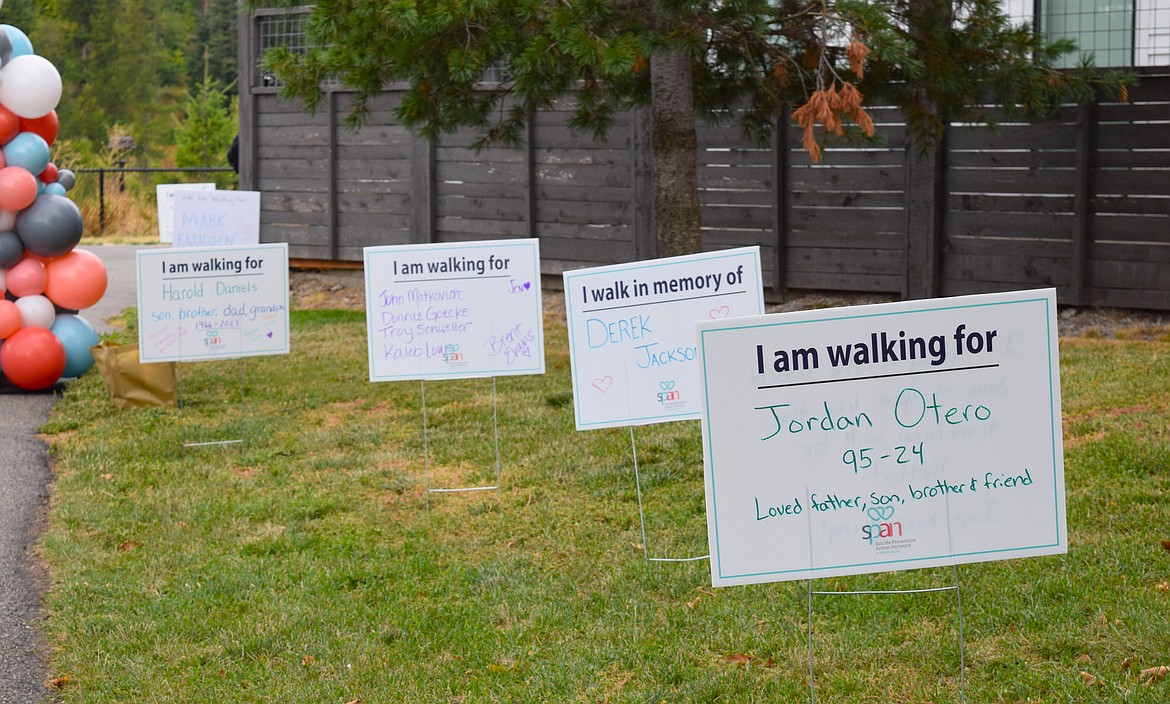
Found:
<box><xmin>39</xmin><ymin>307</ymin><xmax>1170</xmax><ymax>703</ymax></box>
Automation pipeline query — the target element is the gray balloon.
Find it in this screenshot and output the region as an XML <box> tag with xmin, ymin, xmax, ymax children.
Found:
<box><xmin>56</xmin><ymin>169</ymin><xmax>76</xmax><ymax>191</ymax></box>
<box><xmin>0</xmin><ymin>31</ymin><xmax>11</xmax><ymax>67</ymax></box>
<box><xmin>0</xmin><ymin>230</ymin><xmax>21</xmax><ymax>268</ymax></box>
<box><xmin>15</xmin><ymin>194</ymin><xmax>84</xmax><ymax>258</ymax></box>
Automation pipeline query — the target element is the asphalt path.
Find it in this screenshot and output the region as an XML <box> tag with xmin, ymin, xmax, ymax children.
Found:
<box><xmin>0</xmin><ymin>244</ymin><xmax>147</xmax><ymax>703</ymax></box>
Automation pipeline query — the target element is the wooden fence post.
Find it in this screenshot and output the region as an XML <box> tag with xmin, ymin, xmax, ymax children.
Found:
<box><xmin>905</xmin><ymin>130</ymin><xmax>946</xmax><ymax>299</ymax></box>
<box><xmin>1071</xmin><ymin>101</ymin><xmax>1095</xmax><ymax>306</ymax></box>
<box><xmin>772</xmin><ymin>112</ymin><xmax>790</xmax><ymax>296</ymax></box>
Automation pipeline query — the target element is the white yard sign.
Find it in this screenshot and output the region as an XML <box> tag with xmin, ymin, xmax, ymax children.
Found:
<box><xmin>172</xmin><ymin>190</ymin><xmax>261</xmax><ymax>248</ymax></box>
<box><xmin>563</xmin><ymin>247</ymin><xmax>764</xmax><ymax>430</ymax></box>
<box><xmin>136</xmin><ymin>243</ymin><xmax>290</xmax><ymax>363</ymax></box>
<box><xmin>155</xmin><ymin>183</ymin><xmax>215</xmax><ymax>243</ymax></box>
<box><xmin>698</xmin><ymin>289</ymin><xmax>1066</xmax><ymax>586</ymax></box>
<box><xmin>364</xmin><ymin>239</ymin><xmax>544</xmax><ymax>381</ymax></box>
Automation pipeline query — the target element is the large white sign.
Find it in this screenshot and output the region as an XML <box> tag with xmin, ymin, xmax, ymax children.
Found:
<box><xmin>563</xmin><ymin>247</ymin><xmax>764</xmax><ymax>430</ymax></box>
<box><xmin>156</xmin><ymin>183</ymin><xmax>215</xmax><ymax>243</ymax></box>
<box><xmin>698</xmin><ymin>289</ymin><xmax>1066</xmax><ymax>587</ymax></box>
<box><xmin>136</xmin><ymin>244</ymin><xmax>290</xmax><ymax>363</ymax></box>
<box><xmin>172</xmin><ymin>190</ymin><xmax>261</xmax><ymax>248</ymax></box>
<box><xmin>364</xmin><ymin>239</ymin><xmax>544</xmax><ymax>381</ymax></box>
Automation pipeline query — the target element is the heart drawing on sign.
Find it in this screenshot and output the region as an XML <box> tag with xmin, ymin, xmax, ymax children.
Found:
<box><xmin>867</xmin><ymin>506</ymin><xmax>895</xmax><ymax>522</ymax></box>
<box><xmin>659</xmin><ymin>381</ymin><xmax>676</xmax><ymax>391</ymax></box>
<box><xmin>267</xmin><ymin>332</ymin><xmax>273</xmax><ymax>338</ymax></box>
<box><xmin>524</xmin><ymin>281</ymin><xmax>531</xmax><ymax>290</ymax></box>
<box><xmin>592</xmin><ymin>376</ymin><xmax>614</xmax><ymax>393</ymax></box>
<box><xmin>709</xmin><ymin>305</ymin><xmax>731</xmax><ymax>319</ymax></box>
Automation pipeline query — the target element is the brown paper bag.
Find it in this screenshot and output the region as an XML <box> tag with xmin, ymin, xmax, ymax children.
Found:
<box><xmin>90</xmin><ymin>341</ymin><xmax>177</xmax><ymax>409</ymax></box>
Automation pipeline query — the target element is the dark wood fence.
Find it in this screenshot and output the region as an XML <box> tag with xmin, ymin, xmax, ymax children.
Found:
<box><xmin>238</xmin><ymin>17</ymin><xmax>1170</xmax><ymax>310</ymax></box>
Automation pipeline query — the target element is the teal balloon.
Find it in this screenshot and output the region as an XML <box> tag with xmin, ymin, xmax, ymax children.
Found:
<box><xmin>15</xmin><ymin>194</ymin><xmax>84</xmax><ymax>258</ymax></box>
<box><xmin>2</xmin><ymin>132</ymin><xmax>50</xmax><ymax>175</ymax></box>
<box><xmin>43</xmin><ymin>182</ymin><xmax>65</xmax><ymax>197</ymax></box>
<box><xmin>50</xmin><ymin>313</ymin><xmax>99</xmax><ymax>378</ymax></box>
<box><xmin>0</xmin><ymin>26</ymin><xmax>32</xmax><ymax>58</ymax></box>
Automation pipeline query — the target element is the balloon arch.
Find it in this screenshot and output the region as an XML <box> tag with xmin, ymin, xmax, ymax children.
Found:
<box><xmin>0</xmin><ymin>21</ymin><xmax>107</xmax><ymax>391</ymax></box>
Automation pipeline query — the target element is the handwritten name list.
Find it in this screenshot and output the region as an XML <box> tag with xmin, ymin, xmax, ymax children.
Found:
<box><xmin>364</xmin><ymin>240</ymin><xmax>544</xmax><ymax>381</ymax></box>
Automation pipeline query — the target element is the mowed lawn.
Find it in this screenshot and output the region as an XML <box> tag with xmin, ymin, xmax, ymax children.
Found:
<box><xmin>38</xmin><ymin>306</ymin><xmax>1170</xmax><ymax>703</ymax></box>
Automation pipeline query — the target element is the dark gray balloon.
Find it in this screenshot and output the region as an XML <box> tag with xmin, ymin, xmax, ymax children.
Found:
<box><xmin>0</xmin><ymin>230</ymin><xmax>22</xmax><ymax>268</ymax></box>
<box><xmin>14</xmin><ymin>194</ymin><xmax>84</xmax><ymax>258</ymax></box>
<box><xmin>56</xmin><ymin>168</ymin><xmax>76</xmax><ymax>191</ymax></box>
<box><xmin>0</xmin><ymin>31</ymin><xmax>11</xmax><ymax>67</ymax></box>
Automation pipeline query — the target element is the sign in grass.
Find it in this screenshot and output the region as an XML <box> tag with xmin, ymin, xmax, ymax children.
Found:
<box><xmin>698</xmin><ymin>289</ymin><xmax>1066</xmax><ymax>586</ymax></box>
<box><xmin>364</xmin><ymin>239</ymin><xmax>544</xmax><ymax>381</ymax></box>
<box><xmin>136</xmin><ymin>243</ymin><xmax>290</xmax><ymax>363</ymax></box>
<box><xmin>563</xmin><ymin>247</ymin><xmax>764</xmax><ymax>430</ymax></box>
<box><xmin>172</xmin><ymin>190</ymin><xmax>261</xmax><ymax>248</ymax></box>
<box><xmin>155</xmin><ymin>183</ymin><xmax>215</xmax><ymax>243</ymax></box>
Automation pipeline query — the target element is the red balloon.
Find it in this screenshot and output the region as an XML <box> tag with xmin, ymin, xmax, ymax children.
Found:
<box><xmin>0</xmin><ymin>326</ymin><xmax>65</xmax><ymax>390</ymax></box>
<box><xmin>0</xmin><ymin>299</ymin><xmax>20</xmax><ymax>338</ymax></box>
<box><xmin>7</xmin><ymin>256</ymin><xmax>47</xmax><ymax>297</ymax></box>
<box><xmin>20</xmin><ymin>110</ymin><xmax>58</xmax><ymax>146</ymax></box>
<box><xmin>0</xmin><ymin>165</ymin><xmax>39</xmax><ymax>211</ymax></box>
<box><xmin>45</xmin><ymin>248</ymin><xmax>109</xmax><ymax>310</ymax></box>
<box><xmin>39</xmin><ymin>162</ymin><xmax>58</xmax><ymax>184</ymax></box>
<box><xmin>0</xmin><ymin>105</ymin><xmax>19</xmax><ymax>145</ymax></box>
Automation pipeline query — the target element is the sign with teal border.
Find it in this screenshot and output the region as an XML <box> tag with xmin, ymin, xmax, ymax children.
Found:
<box><xmin>698</xmin><ymin>289</ymin><xmax>1066</xmax><ymax>586</ymax></box>
<box><xmin>563</xmin><ymin>247</ymin><xmax>764</xmax><ymax>430</ymax></box>
<box><xmin>136</xmin><ymin>243</ymin><xmax>290</xmax><ymax>363</ymax></box>
<box><xmin>364</xmin><ymin>239</ymin><xmax>544</xmax><ymax>382</ymax></box>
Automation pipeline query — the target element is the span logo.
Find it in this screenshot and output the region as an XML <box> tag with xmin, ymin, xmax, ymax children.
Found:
<box><xmin>656</xmin><ymin>380</ymin><xmax>681</xmax><ymax>405</ymax></box>
<box><xmin>203</xmin><ymin>329</ymin><xmax>225</xmax><ymax>351</ymax></box>
<box><xmin>442</xmin><ymin>344</ymin><xmax>464</xmax><ymax>363</ymax></box>
<box><xmin>861</xmin><ymin>505</ymin><xmax>904</xmax><ymax>545</ymax></box>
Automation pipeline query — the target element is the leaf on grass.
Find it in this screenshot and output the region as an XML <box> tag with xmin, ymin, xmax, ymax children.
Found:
<box><xmin>1122</xmin><ymin>656</ymin><xmax>1133</xmax><ymax>670</ymax></box>
<box><xmin>118</xmin><ymin>540</ymin><xmax>143</xmax><ymax>552</ymax></box>
<box><xmin>1077</xmin><ymin>653</ymin><xmax>1092</xmax><ymax>662</ymax></box>
<box><xmin>1140</xmin><ymin>665</ymin><xmax>1168</xmax><ymax>685</ymax></box>
<box><xmin>1157</xmin><ymin>582</ymin><xmax>1169</xmax><ymax>591</ymax></box>
<box><xmin>1080</xmin><ymin>671</ymin><xmax>1103</xmax><ymax>687</ymax></box>
<box><xmin>301</xmin><ymin>655</ymin><xmax>315</xmax><ymax>668</ymax></box>
<box><xmin>345</xmin><ymin>699</ymin><xmax>362</xmax><ymax>704</ymax></box>
<box><xmin>726</xmin><ymin>653</ymin><xmax>752</xmax><ymax>665</ymax></box>
<box><xmin>687</xmin><ymin>596</ymin><xmax>701</xmax><ymax>609</ymax></box>
<box><xmin>762</xmin><ymin>657</ymin><xmax>776</xmax><ymax>668</ymax></box>
<box><xmin>48</xmin><ymin>676</ymin><xmax>70</xmax><ymax>689</ymax></box>
<box><xmin>1160</xmin><ymin>539</ymin><xmax>1170</xmax><ymax>552</ymax></box>
<box><xmin>100</xmin><ymin>473</ymin><xmax>114</xmax><ymax>480</ymax></box>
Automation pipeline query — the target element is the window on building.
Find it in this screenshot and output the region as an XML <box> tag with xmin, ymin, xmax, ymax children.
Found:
<box><xmin>1006</xmin><ymin>0</ymin><xmax>1170</xmax><ymax>68</ymax></box>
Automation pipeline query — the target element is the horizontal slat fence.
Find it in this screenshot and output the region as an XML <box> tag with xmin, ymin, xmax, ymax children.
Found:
<box><xmin>239</xmin><ymin>14</ymin><xmax>1169</xmax><ymax>309</ymax></box>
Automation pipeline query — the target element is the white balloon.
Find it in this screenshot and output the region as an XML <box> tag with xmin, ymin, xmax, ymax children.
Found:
<box><xmin>0</xmin><ymin>54</ymin><xmax>61</xmax><ymax>119</ymax></box>
<box><xmin>15</xmin><ymin>293</ymin><xmax>55</xmax><ymax>329</ymax></box>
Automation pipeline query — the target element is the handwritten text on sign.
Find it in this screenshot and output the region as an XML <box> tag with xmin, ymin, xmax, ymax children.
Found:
<box><xmin>698</xmin><ymin>289</ymin><xmax>1066</xmax><ymax>587</ymax></box>
<box><xmin>172</xmin><ymin>189</ymin><xmax>260</xmax><ymax>248</ymax></box>
<box><xmin>136</xmin><ymin>243</ymin><xmax>290</xmax><ymax>363</ymax></box>
<box><xmin>563</xmin><ymin>247</ymin><xmax>763</xmax><ymax>430</ymax></box>
<box><xmin>364</xmin><ymin>240</ymin><xmax>544</xmax><ymax>381</ymax></box>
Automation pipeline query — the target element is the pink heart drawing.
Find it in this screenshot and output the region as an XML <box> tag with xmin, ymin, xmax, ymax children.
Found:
<box><xmin>592</xmin><ymin>376</ymin><xmax>613</xmax><ymax>393</ymax></box>
<box><xmin>709</xmin><ymin>305</ymin><xmax>731</xmax><ymax>319</ymax></box>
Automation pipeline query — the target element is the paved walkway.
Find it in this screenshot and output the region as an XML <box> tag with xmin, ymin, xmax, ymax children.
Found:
<box><xmin>0</xmin><ymin>245</ymin><xmax>144</xmax><ymax>703</ymax></box>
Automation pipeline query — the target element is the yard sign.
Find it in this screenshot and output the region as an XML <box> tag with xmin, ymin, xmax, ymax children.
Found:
<box><xmin>364</xmin><ymin>239</ymin><xmax>544</xmax><ymax>381</ymax></box>
<box><xmin>563</xmin><ymin>247</ymin><xmax>764</xmax><ymax>430</ymax></box>
<box><xmin>136</xmin><ymin>243</ymin><xmax>290</xmax><ymax>363</ymax></box>
<box><xmin>698</xmin><ymin>289</ymin><xmax>1066</xmax><ymax>586</ymax></box>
